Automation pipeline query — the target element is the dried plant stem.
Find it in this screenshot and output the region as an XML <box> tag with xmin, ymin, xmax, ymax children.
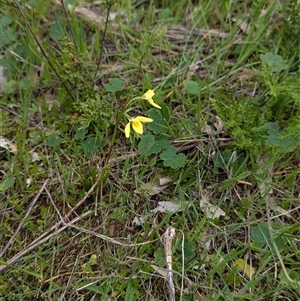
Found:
<box><xmin>162</xmin><ymin>226</ymin><xmax>176</xmax><ymax>301</ymax></box>
<box><xmin>0</xmin><ymin>180</ymin><xmax>49</xmax><ymax>257</ymax></box>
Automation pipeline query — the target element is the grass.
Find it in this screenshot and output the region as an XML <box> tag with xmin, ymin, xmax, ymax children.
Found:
<box><xmin>1</xmin><ymin>0</ymin><xmax>300</xmax><ymax>300</ymax></box>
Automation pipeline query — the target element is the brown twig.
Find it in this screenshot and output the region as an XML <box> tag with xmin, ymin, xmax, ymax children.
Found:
<box><xmin>162</xmin><ymin>226</ymin><xmax>176</xmax><ymax>301</ymax></box>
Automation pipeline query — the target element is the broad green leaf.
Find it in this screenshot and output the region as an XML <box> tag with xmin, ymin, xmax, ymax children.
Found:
<box><xmin>138</xmin><ymin>134</ymin><xmax>155</xmax><ymax>156</ymax></box>
<box><xmin>0</xmin><ymin>27</ymin><xmax>16</xmax><ymax>47</ymax></box>
<box><xmin>2</xmin><ymin>80</ymin><xmax>17</xmax><ymax>94</ymax></box>
<box><xmin>183</xmin><ymin>239</ymin><xmax>196</xmax><ymax>264</ymax></box>
<box><xmin>50</xmin><ymin>20</ymin><xmax>66</xmax><ymax>40</ymax></box>
<box><xmin>158</xmin><ymin>8</ymin><xmax>172</xmax><ymax>22</ymax></box>
<box><xmin>265</xmin><ymin>122</ymin><xmax>297</xmax><ymax>153</ymax></box>
<box><xmin>0</xmin><ymin>16</ymin><xmax>13</xmax><ymax>28</ymax></box>
<box><xmin>0</xmin><ymin>174</ymin><xmax>15</xmax><ymax>191</ymax></box>
<box><xmin>125</xmin><ymin>279</ymin><xmax>138</xmax><ymax>301</ymax></box>
<box><xmin>138</xmin><ymin>134</ymin><xmax>169</xmax><ymax>156</ymax></box>
<box><xmin>154</xmin><ymin>248</ymin><xmax>166</xmax><ymax>267</ymax></box>
<box><xmin>160</xmin><ymin>146</ymin><xmax>186</xmax><ymax>169</ymax></box>
<box><xmin>260</xmin><ymin>53</ymin><xmax>288</xmax><ymax>72</ymax></box>
<box><xmin>148</xmin><ymin>109</ymin><xmax>168</xmax><ymax>134</ymax></box>
<box><xmin>81</xmin><ymin>137</ymin><xmax>102</xmax><ymax>155</ymax></box>
<box><xmin>186</xmin><ymin>80</ymin><xmax>200</xmax><ymax>95</ymax></box>
<box><xmin>104</xmin><ymin>78</ymin><xmax>124</xmax><ymax>93</ymax></box>
<box><xmin>74</xmin><ymin>126</ymin><xmax>88</xmax><ymax>140</ymax></box>
<box><xmin>251</xmin><ymin>222</ymin><xmax>286</xmax><ymax>251</ymax></box>
<box><xmin>46</xmin><ymin>133</ymin><xmax>61</xmax><ymax>148</ymax></box>
<box><xmin>161</xmin><ymin>103</ymin><xmax>171</xmax><ymax>122</ymax></box>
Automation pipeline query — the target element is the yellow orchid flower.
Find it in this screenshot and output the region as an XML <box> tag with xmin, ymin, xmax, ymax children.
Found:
<box><xmin>125</xmin><ymin>116</ymin><xmax>153</xmax><ymax>138</ymax></box>
<box><xmin>142</xmin><ymin>89</ymin><xmax>161</xmax><ymax>109</ymax></box>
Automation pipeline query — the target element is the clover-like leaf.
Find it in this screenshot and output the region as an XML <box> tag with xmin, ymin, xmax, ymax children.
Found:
<box><xmin>50</xmin><ymin>20</ymin><xmax>66</xmax><ymax>40</ymax></box>
<box><xmin>251</xmin><ymin>222</ymin><xmax>286</xmax><ymax>252</ymax></box>
<box><xmin>160</xmin><ymin>146</ymin><xmax>186</xmax><ymax>169</ymax></box>
<box><xmin>81</xmin><ymin>137</ymin><xmax>102</xmax><ymax>155</ymax></box>
<box><xmin>260</xmin><ymin>53</ymin><xmax>288</xmax><ymax>72</ymax></box>
<box><xmin>148</xmin><ymin>109</ymin><xmax>168</xmax><ymax>134</ymax></box>
<box><xmin>46</xmin><ymin>133</ymin><xmax>61</xmax><ymax>148</ymax></box>
<box><xmin>104</xmin><ymin>78</ymin><xmax>124</xmax><ymax>93</ymax></box>
<box><xmin>0</xmin><ymin>174</ymin><xmax>15</xmax><ymax>191</ymax></box>
<box><xmin>186</xmin><ymin>80</ymin><xmax>200</xmax><ymax>95</ymax></box>
<box><xmin>265</xmin><ymin>122</ymin><xmax>297</xmax><ymax>153</ymax></box>
<box><xmin>138</xmin><ymin>134</ymin><xmax>155</xmax><ymax>156</ymax></box>
<box><xmin>138</xmin><ymin>134</ymin><xmax>169</xmax><ymax>156</ymax></box>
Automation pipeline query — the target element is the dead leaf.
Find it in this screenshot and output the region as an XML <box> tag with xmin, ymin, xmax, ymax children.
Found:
<box><xmin>132</xmin><ymin>201</ymin><xmax>187</xmax><ymax>226</ymax></box>
<box><xmin>0</xmin><ymin>135</ymin><xmax>17</xmax><ymax>154</ymax></box>
<box><xmin>150</xmin><ymin>201</ymin><xmax>182</xmax><ymax>213</ymax></box>
<box><xmin>135</xmin><ymin>177</ymin><xmax>173</xmax><ymax>196</ymax></box>
<box><xmin>201</xmin><ymin>116</ymin><xmax>224</xmax><ymax>135</ymax></box>
<box><xmin>200</xmin><ymin>193</ymin><xmax>226</xmax><ymax>219</ymax></box>
<box><xmin>31</xmin><ymin>152</ymin><xmax>41</xmax><ymax>162</ymax></box>
<box><xmin>230</xmin><ymin>68</ymin><xmax>257</xmax><ymax>82</ymax></box>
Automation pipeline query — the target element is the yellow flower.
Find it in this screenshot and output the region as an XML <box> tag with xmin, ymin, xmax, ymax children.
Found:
<box><xmin>142</xmin><ymin>89</ymin><xmax>161</xmax><ymax>109</ymax></box>
<box><xmin>125</xmin><ymin>116</ymin><xmax>153</xmax><ymax>138</ymax></box>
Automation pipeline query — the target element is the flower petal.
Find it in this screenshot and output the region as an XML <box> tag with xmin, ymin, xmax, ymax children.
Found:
<box><xmin>142</xmin><ymin>89</ymin><xmax>161</xmax><ymax>109</ymax></box>
<box><xmin>143</xmin><ymin>89</ymin><xmax>155</xmax><ymax>99</ymax></box>
<box><xmin>125</xmin><ymin>122</ymin><xmax>131</xmax><ymax>138</ymax></box>
<box><xmin>131</xmin><ymin>120</ymin><xmax>143</xmax><ymax>134</ymax></box>
<box><xmin>135</xmin><ymin>116</ymin><xmax>153</xmax><ymax>123</ymax></box>
<box><xmin>148</xmin><ymin>98</ymin><xmax>161</xmax><ymax>109</ymax></box>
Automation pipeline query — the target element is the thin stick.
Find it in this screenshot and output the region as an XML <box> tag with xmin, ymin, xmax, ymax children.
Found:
<box><xmin>0</xmin><ymin>176</ymin><xmax>157</xmax><ymax>273</ymax></box>
<box><xmin>12</xmin><ymin>0</ymin><xmax>75</xmax><ymax>101</ymax></box>
<box><xmin>94</xmin><ymin>2</ymin><xmax>112</xmax><ymax>79</ymax></box>
<box><xmin>162</xmin><ymin>226</ymin><xmax>176</xmax><ymax>301</ymax></box>
<box><xmin>0</xmin><ymin>211</ymin><xmax>92</xmax><ymax>273</ymax></box>
<box><xmin>60</xmin><ymin>0</ymin><xmax>78</xmax><ymax>50</ymax></box>
<box><xmin>0</xmin><ymin>180</ymin><xmax>48</xmax><ymax>257</ymax></box>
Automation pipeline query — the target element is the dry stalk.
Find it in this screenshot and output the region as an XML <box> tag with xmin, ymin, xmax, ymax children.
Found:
<box><xmin>162</xmin><ymin>226</ymin><xmax>176</xmax><ymax>301</ymax></box>
<box><xmin>0</xmin><ymin>178</ymin><xmax>156</xmax><ymax>273</ymax></box>
<box><xmin>0</xmin><ymin>180</ymin><xmax>49</xmax><ymax>257</ymax></box>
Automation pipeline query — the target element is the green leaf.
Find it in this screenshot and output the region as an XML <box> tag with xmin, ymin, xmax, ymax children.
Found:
<box><xmin>212</xmin><ymin>149</ymin><xmax>233</xmax><ymax>170</ymax></box>
<box><xmin>138</xmin><ymin>134</ymin><xmax>169</xmax><ymax>156</ymax></box>
<box><xmin>158</xmin><ymin>8</ymin><xmax>172</xmax><ymax>22</ymax></box>
<box><xmin>138</xmin><ymin>134</ymin><xmax>155</xmax><ymax>156</ymax></box>
<box><xmin>260</xmin><ymin>53</ymin><xmax>288</xmax><ymax>72</ymax></box>
<box><xmin>265</xmin><ymin>122</ymin><xmax>297</xmax><ymax>153</ymax></box>
<box><xmin>0</xmin><ymin>16</ymin><xmax>13</xmax><ymax>28</ymax></box>
<box><xmin>186</xmin><ymin>80</ymin><xmax>200</xmax><ymax>95</ymax></box>
<box><xmin>161</xmin><ymin>103</ymin><xmax>171</xmax><ymax>122</ymax></box>
<box><xmin>125</xmin><ymin>279</ymin><xmax>138</xmax><ymax>301</ymax></box>
<box><xmin>46</xmin><ymin>134</ymin><xmax>61</xmax><ymax>148</ymax></box>
<box><xmin>251</xmin><ymin>222</ymin><xmax>286</xmax><ymax>251</ymax></box>
<box><xmin>2</xmin><ymin>80</ymin><xmax>17</xmax><ymax>94</ymax></box>
<box><xmin>154</xmin><ymin>248</ymin><xmax>166</xmax><ymax>267</ymax></box>
<box><xmin>74</xmin><ymin>126</ymin><xmax>88</xmax><ymax>140</ymax></box>
<box><xmin>81</xmin><ymin>137</ymin><xmax>102</xmax><ymax>155</ymax></box>
<box><xmin>148</xmin><ymin>109</ymin><xmax>168</xmax><ymax>134</ymax></box>
<box><xmin>78</xmin><ymin>282</ymin><xmax>108</xmax><ymax>294</ymax></box>
<box><xmin>104</xmin><ymin>78</ymin><xmax>124</xmax><ymax>93</ymax></box>
<box><xmin>0</xmin><ymin>174</ymin><xmax>15</xmax><ymax>191</ymax></box>
<box><xmin>50</xmin><ymin>20</ymin><xmax>66</xmax><ymax>40</ymax></box>
<box><xmin>160</xmin><ymin>146</ymin><xmax>186</xmax><ymax>169</ymax></box>
<box><xmin>183</xmin><ymin>239</ymin><xmax>196</xmax><ymax>264</ymax></box>
<box><xmin>0</xmin><ymin>27</ymin><xmax>17</xmax><ymax>47</ymax></box>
